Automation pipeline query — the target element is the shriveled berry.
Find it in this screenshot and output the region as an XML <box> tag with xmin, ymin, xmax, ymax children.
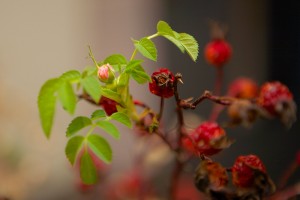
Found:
<box><xmin>182</xmin><ymin>121</ymin><xmax>232</xmax><ymax>156</ymax></box>
<box><xmin>232</xmin><ymin>154</ymin><xmax>266</xmax><ymax>188</ymax></box>
<box><xmin>99</xmin><ymin>96</ymin><xmax>118</xmax><ymax>116</ymax></box>
<box><xmin>149</xmin><ymin>68</ymin><xmax>175</xmax><ymax>98</ymax></box>
<box><xmin>195</xmin><ymin>160</ymin><xmax>228</xmax><ymax>193</ymax></box>
<box><xmin>257</xmin><ymin>81</ymin><xmax>296</xmax><ymax>127</ymax></box>
<box><xmin>227</xmin><ymin>99</ymin><xmax>261</xmax><ymax>127</ymax></box>
<box><xmin>204</xmin><ymin>39</ymin><xmax>232</xmax><ymax>67</ymax></box>
<box><xmin>227</xmin><ymin>77</ymin><xmax>258</xmax><ymax>99</ymax></box>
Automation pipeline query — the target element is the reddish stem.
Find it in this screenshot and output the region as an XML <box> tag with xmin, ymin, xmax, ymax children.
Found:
<box><xmin>209</xmin><ymin>67</ymin><xmax>224</xmax><ymax>122</ymax></box>
<box><xmin>278</xmin><ymin>159</ymin><xmax>299</xmax><ymax>189</ymax></box>
<box><xmin>168</xmin><ymin>73</ymin><xmax>186</xmax><ymax>199</ymax></box>
<box><xmin>157</xmin><ymin>97</ymin><xmax>164</xmax><ymax>122</ymax></box>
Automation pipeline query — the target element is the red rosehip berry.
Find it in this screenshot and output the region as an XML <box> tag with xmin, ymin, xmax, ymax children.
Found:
<box><xmin>204</xmin><ymin>39</ymin><xmax>232</xmax><ymax>67</ymax></box>
<box><xmin>257</xmin><ymin>81</ymin><xmax>296</xmax><ymax>127</ymax></box>
<box><xmin>99</xmin><ymin>96</ymin><xmax>118</xmax><ymax>116</ymax></box>
<box><xmin>227</xmin><ymin>77</ymin><xmax>258</xmax><ymax>99</ymax></box>
<box><xmin>182</xmin><ymin>121</ymin><xmax>232</xmax><ymax>156</ymax></box>
<box><xmin>149</xmin><ymin>68</ymin><xmax>175</xmax><ymax>98</ymax></box>
<box><xmin>232</xmin><ymin>154</ymin><xmax>266</xmax><ymax>188</ymax></box>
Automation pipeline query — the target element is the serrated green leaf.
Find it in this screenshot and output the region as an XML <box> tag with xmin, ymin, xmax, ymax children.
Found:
<box><xmin>81</xmin><ymin>75</ymin><xmax>101</xmax><ymax>103</ymax></box>
<box><xmin>66</xmin><ymin>116</ymin><xmax>92</xmax><ymax>137</ymax></box>
<box><xmin>110</xmin><ymin>112</ymin><xmax>132</xmax><ymax>128</ymax></box>
<box><xmin>178</xmin><ymin>33</ymin><xmax>199</xmax><ymax>62</ymax></box>
<box><xmin>131</xmin><ymin>67</ymin><xmax>151</xmax><ymax>84</ymax></box>
<box><xmin>96</xmin><ymin>121</ymin><xmax>120</xmax><ymax>139</ymax></box>
<box><xmin>58</xmin><ymin>82</ymin><xmax>77</xmax><ymax>115</ymax></box>
<box><xmin>103</xmin><ymin>54</ymin><xmax>127</xmax><ymax>71</ymax></box>
<box><xmin>134</xmin><ymin>37</ymin><xmax>157</xmax><ymax>61</ymax></box>
<box><xmin>60</xmin><ymin>70</ymin><xmax>81</xmax><ymax>82</ymax></box>
<box><xmin>87</xmin><ymin>134</ymin><xmax>112</xmax><ymax>164</ymax></box>
<box><xmin>124</xmin><ymin>60</ymin><xmax>144</xmax><ymax>72</ymax></box>
<box><xmin>80</xmin><ymin>150</ymin><xmax>98</xmax><ymax>184</ymax></box>
<box><xmin>91</xmin><ymin>110</ymin><xmax>107</xmax><ymax>120</ymax></box>
<box><xmin>157</xmin><ymin>21</ymin><xmax>175</xmax><ymax>37</ymax></box>
<box><xmin>38</xmin><ymin>78</ymin><xmax>62</xmax><ymax>138</ymax></box>
<box><xmin>65</xmin><ymin>136</ymin><xmax>85</xmax><ymax>165</ymax></box>
<box><xmin>101</xmin><ymin>88</ymin><xmax>122</xmax><ymax>104</ymax></box>
<box><xmin>163</xmin><ymin>33</ymin><xmax>185</xmax><ymax>53</ymax></box>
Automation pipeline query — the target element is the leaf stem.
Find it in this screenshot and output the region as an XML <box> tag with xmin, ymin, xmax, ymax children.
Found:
<box><xmin>147</xmin><ymin>33</ymin><xmax>159</xmax><ymax>40</ymax></box>
<box><xmin>130</xmin><ymin>48</ymin><xmax>138</xmax><ymax>61</ymax></box>
<box><xmin>88</xmin><ymin>45</ymin><xmax>99</xmax><ymax>68</ymax></box>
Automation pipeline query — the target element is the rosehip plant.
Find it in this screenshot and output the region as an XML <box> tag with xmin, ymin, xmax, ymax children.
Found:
<box><xmin>38</xmin><ymin>20</ymin><xmax>298</xmax><ymax>199</ymax></box>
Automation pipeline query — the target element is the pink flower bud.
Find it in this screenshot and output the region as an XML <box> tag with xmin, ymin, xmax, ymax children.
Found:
<box><xmin>97</xmin><ymin>64</ymin><xmax>115</xmax><ymax>83</ymax></box>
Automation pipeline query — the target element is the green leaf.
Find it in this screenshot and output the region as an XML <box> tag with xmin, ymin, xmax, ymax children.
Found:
<box><xmin>87</xmin><ymin>134</ymin><xmax>112</xmax><ymax>164</ymax></box>
<box><xmin>96</xmin><ymin>121</ymin><xmax>120</xmax><ymax>139</ymax></box>
<box><xmin>80</xmin><ymin>150</ymin><xmax>98</xmax><ymax>184</ymax></box>
<box><xmin>124</xmin><ymin>60</ymin><xmax>144</xmax><ymax>72</ymax></box>
<box><xmin>82</xmin><ymin>66</ymin><xmax>97</xmax><ymax>78</ymax></box>
<box><xmin>66</xmin><ymin>116</ymin><xmax>92</xmax><ymax>137</ymax></box>
<box><xmin>81</xmin><ymin>75</ymin><xmax>101</xmax><ymax>103</ymax></box>
<box><xmin>65</xmin><ymin>136</ymin><xmax>84</xmax><ymax>165</ymax></box>
<box><xmin>162</xmin><ymin>33</ymin><xmax>185</xmax><ymax>53</ymax></box>
<box><xmin>134</xmin><ymin>37</ymin><xmax>157</xmax><ymax>61</ymax></box>
<box><xmin>37</xmin><ymin>78</ymin><xmax>62</xmax><ymax>138</ymax></box>
<box><xmin>157</xmin><ymin>21</ymin><xmax>175</xmax><ymax>37</ymax></box>
<box><xmin>110</xmin><ymin>112</ymin><xmax>132</xmax><ymax>128</ymax></box>
<box><xmin>157</xmin><ymin>21</ymin><xmax>199</xmax><ymax>60</ymax></box>
<box><xmin>58</xmin><ymin>82</ymin><xmax>77</xmax><ymax>115</ymax></box>
<box><xmin>178</xmin><ymin>33</ymin><xmax>199</xmax><ymax>62</ymax></box>
<box><xmin>91</xmin><ymin>110</ymin><xmax>107</xmax><ymax>120</ymax></box>
<box><xmin>103</xmin><ymin>54</ymin><xmax>127</xmax><ymax>71</ymax></box>
<box><xmin>101</xmin><ymin>88</ymin><xmax>122</xmax><ymax>104</ymax></box>
<box><xmin>117</xmin><ymin>73</ymin><xmax>130</xmax><ymax>87</ymax></box>
<box><xmin>130</xmin><ymin>65</ymin><xmax>151</xmax><ymax>84</ymax></box>
<box><xmin>60</xmin><ymin>70</ymin><xmax>81</xmax><ymax>82</ymax></box>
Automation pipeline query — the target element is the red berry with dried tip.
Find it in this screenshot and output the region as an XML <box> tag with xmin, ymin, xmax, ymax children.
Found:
<box><xmin>182</xmin><ymin>121</ymin><xmax>231</xmax><ymax>156</ymax></box>
<box><xmin>257</xmin><ymin>81</ymin><xmax>296</xmax><ymax>127</ymax></box>
<box><xmin>232</xmin><ymin>154</ymin><xmax>266</xmax><ymax>188</ymax></box>
<box><xmin>227</xmin><ymin>77</ymin><xmax>258</xmax><ymax>99</ymax></box>
<box><xmin>204</xmin><ymin>39</ymin><xmax>232</xmax><ymax>67</ymax></box>
<box><xmin>99</xmin><ymin>96</ymin><xmax>118</xmax><ymax>116</ymax></box>
<box><xmin>149</xmin><ymin>68</ymin><xmax>175</xmax><ymax>98</ymax></box>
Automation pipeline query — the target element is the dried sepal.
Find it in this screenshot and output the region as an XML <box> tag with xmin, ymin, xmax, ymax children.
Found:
<box><xmin>226</xmin><ymin>99</ymin><xmax>262</xmax><ymax>127</ymax></box>
<box><xmin>194</xmin><ymin>160</ymin><xmax>229</xmax><ymax>194</ymax></box>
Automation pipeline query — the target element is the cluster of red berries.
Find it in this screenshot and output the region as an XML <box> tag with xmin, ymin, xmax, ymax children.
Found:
<box><xmin>195</xmin><ymin>155</ymin><xmax>275</xmax><ymax>199</ymax></box>
<box><xmin>226</xmin><ymin>78</ymin><xmax>296</xmax><ymax>127</ymax></box>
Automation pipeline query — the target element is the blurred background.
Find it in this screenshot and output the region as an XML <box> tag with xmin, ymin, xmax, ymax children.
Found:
<box><xmin>0</xmin><ymin>0</ymin><xmax>299</xmax><ymax>199</ymax></box>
